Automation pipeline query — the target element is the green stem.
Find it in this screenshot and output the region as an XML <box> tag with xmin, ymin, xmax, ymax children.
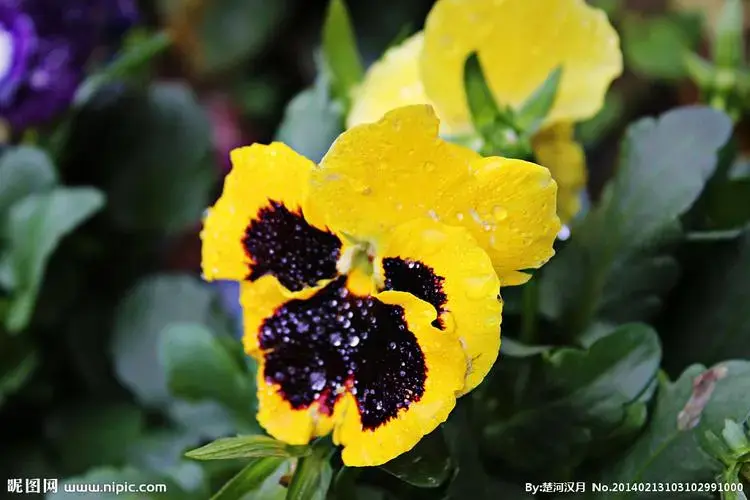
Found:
<box><xmin>520</xmin><ymin>278</ymin><xmax>539</xmax><ymax>345</ymax></box>
<box><xmin>513</xmin><ymin>278</ymin><xmax>539</xmax><ymax>406</ymax></box>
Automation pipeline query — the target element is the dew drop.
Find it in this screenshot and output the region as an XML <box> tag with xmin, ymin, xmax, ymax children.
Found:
<box><xmin>420</xmin><ymin>229</ymin><xmax>448</xmax><ymax>255</ymax></box>
<box><xmin>330</xmin><ymin>332</ymin><xmax>342</xmax><ymax>347</ymax></box>
<box><xmin>389</xmin><ymin>341</ymin><xmax>397</xmax><ymax>350</ymax></box>
<box><xmin>492</xmin><ymin>205</ymin><xmax>508</xmax><ymax>221</ymax></box>
<box><xmin>423</xmin><ymin>161</ymin><xmax>436</xmax><ymax>172</ymax></box>
<box><xmin>465</xmin><ymin>274</ymin><xmax>498</xmax><ymax>299</ymax></box>
<box><xmin>310</xmin><ymin>371</ymin><xmax>326</xmax><ymax>391</ymax></box>
<box><xmin>349</xmin><ymin>336</ymin><xmax>360</xmax><ymax>347</ymax></box>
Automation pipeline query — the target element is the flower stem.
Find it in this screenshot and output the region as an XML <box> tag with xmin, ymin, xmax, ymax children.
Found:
<box><xmin>513</xmin><ymin>278</ymin><xmax>539</xmax><ymax>406</ymax></box>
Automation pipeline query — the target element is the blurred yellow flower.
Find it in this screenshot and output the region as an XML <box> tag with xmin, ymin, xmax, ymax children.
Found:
<box><xmin>348</xmin><ymin>0</ymin><xmax>623</xmax><ymax>223</ymax></box>
<box><xmin>201</xmin><ymin>105</ymin><xmax>560</xmax><ymax>466</ymax></box>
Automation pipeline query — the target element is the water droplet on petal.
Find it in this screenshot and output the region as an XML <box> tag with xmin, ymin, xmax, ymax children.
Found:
<box><xmin>330</xmin><ymin>332</ymin><xmax>342</xmax><ymax>347</ymax></box>
<box><xmin>349</xmin><ymin>336</ymin><xmax>360</xmax><ymax>347</ymax></box>
<box><xmin>389</xmin><ymin>341</ymin><xmax>397</xmax><ymax>350</ymax></box>
<box><xmin>310</xmin><ymin>371</ymin><xmax>326</xmax><ymax>391</ymax></box>
<box><xmin>492</xmin><ymin>205</ymin><xmax>508</xmax><ymax>221</ymax></box>
<box><xmin>420</xmin><ymin>229</ymin><xmax>448</xmax><ymax>255</ymax></box>
<box><xmin>465</xmin><ymin>274</ymin><xmax>498</xmax><ymax>299</ymax></box>
<box><xmin>423</xmin><ymin>161</ymin><xmax>436</xmax><ymax>172</ymax></box>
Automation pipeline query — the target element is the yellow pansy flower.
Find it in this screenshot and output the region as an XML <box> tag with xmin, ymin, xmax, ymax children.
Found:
<box><xmin>348</xmin><ymin>0</ymin><xmax>623</xmax><ymax>223</ymax></box>
<box><xmin>201</xmin><ymin>105</ymin><xmax>560</xmax><ymax>467</ymax></box>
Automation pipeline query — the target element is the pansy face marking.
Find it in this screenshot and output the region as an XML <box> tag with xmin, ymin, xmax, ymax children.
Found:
<box><xmin>202</xmin><ymin>105</ymin><xmax>561</xmax><ymax>467</ymax></box>
<box><xmin>382</xmin><ymin>257</ymin><xmax>447</xmax><ymax>330</ymax></box>
<box><xmin>202</xmin><ymin>142</ymin><xmax>344</xmax><ymax>291</ymax></box>
<box><xmin>259</xmin><ymin>275</ymin><xmax>426</xmax><ymax>429</ymax></box>
<box><xmin>243</xmin><ymin>200</ymin><xmax>341</xmax><ymax>291</ymax></box>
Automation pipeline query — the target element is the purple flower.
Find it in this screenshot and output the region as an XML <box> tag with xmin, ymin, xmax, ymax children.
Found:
<box><xmin>0</xmin><ymin>0</ymin><xmax>138</xmax><ymax>131</ymax></box>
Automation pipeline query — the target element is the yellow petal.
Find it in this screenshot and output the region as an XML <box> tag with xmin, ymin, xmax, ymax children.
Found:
<box><xmin>312</xmin><ymin>105</ymin><xmax>560</xmax><ymax>285</ymax></box>
<box><xmin>254</xmin><ymin>358</ymin><xmax>339</xmax><ymax>445</ymax></box>
<box><xmin>347</xmin><ymin>33</ymin><xmax>470</xmax><ymax>137</ymax></box>
<box><xmin>532</xmin><ymin>122</ymin><xmax>587</xmax><ymax>224</ymax></box>
<box><xmin>311</xmin><ymin>105</ymin><xmax>475</xmax><ymax>243</ymax></box>
<box><xmin>376</xmin><ymin>219</ymin><xmax>502</xmax><ymax>395</ymax></box>
<box><xmin>241</xmin><ymin>272</ymin><xmax>464</xmax><ymax>467</ymax></box>
<box><xmin>421</xmin><ymin>0</ymin><xmax>623</xmax><ymax>130</ymax></box>
<box><xmin>200</xmin><ymin>143</ymin><xmax>344</xmax><ymax>291</ymax></box>
<box><xmin>347</xmin><ymin>33</ymin><xmax>429</xmax><ymax>129</ymax></box>
<box><xmin>242</xmin><ymin>276</ymin><xmax>341</xmax><ymax>443</ymax></box>
<box><xmin>432</xmin><ymin>156</ymin><xmax>561</xmax><ymax>286</ymax></box>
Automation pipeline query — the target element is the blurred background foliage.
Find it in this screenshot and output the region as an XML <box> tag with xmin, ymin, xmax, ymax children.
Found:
<box><xmin>2</xmin><ymin>0</ymin><xmax>750</xmax><ymax>499</ymax></box>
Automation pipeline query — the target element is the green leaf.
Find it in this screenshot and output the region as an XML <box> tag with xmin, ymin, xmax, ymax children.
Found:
<box><xmin>713</xmin><ymin>0</ymin><xmax>745</xmax><ymax>68</ymax></box>
<box><xmin>75</xmin><ymin>31</ymin><xmax>172</xmax><ymax>106</ymax></box>
<box><xmin>576</xmin><ymin>91</ymin><xmax>625</xmax><ymax>146</ymax></box>
<box><xmin>159</xmin><ymin>323</ymin><xmax>253</xmax><ymax>414</ymax></box>
<box><xmin>186</xmin><ymin>435</ymin><xmax>309</xmax><ymax>461</ymax></box>
<box><xmin>514</xmin><ymin>66</ymin><xmax>563</xmax><ymax>134</ymax></box>
<box><xmin>0</xmin><ymin>146</ymin><xmax>57</xmax><ymax>218</ymax></box>
<box><xmin>110</xmin><ymin>274</ymin><xmax>227</xmax><ymax>408</ymax></box>
<box><xmin>1</xmin><ymin>188</ymin><xmax>104</xmax><ymax>332</ymax></box>
<box><xmin>275</xmin><ymin>76</ymin><xmax>344</xmax><ymax>163</ymax></box>
<box><xmin>158</xmin><ymin>0</ymin><xmax>290</xmax><ymax>75</ymax></box>
<box><xmin>66</xmin><ymin>83</ymin><xmax>215</xmax><ymax>234</ymax></box>
<box><xmin>48</xmin><ymin>466</ymin><xmax>199</xmax><ymax>500</ymax></box>
<box><xmin>380</xmin><ymin>428</ymin><xmax>453</xmax><ymax>488</ymax></box>
<box><xmin>540</xmin><ymin>106</ymin><xmax>733</xmax><ymax>335</ymax></box>
<box><xmin>322</xmin><ymin>0</ymin><xmax>364</xmax><ymax>109</ymax></box>
<box><xmin>482</xmin><ymin>324</ymin><xmax>661</xmax><ymax>474</ymax></box>
<box><xmin>211</xmin><ymin>457</ymin><xmax>286</xmax><ymax>500</ymax></box>
<box><xmin>168</xmin><ymin>400</ymin><xmax>242</xmax><ymax>441</ymax></box>
<box><xmin>286</xmin><ymin>440</ymin><xmax>334</xmax><ymax>500</ymax></box>
<box><xmin>127</xmin><ymin>429</ymin><xmax>204</xmax><ymax>474</ymax></box>
<box><xmin>622</xmin><ymin>12</ymin><xmax>703</xmax><ymax>80</ymax></box>
<box><xmin>703</xmin><ymin>177</ymin><xmax>750</xmax><ymax>230</ymax></box>
<box><xmin>500</xmin><ymin>337</ymin><xmax>554</xmax><ymax>358</ymax></box>
<box><xmin>442</xmin><ymin>403</ymin><xmax>534</xmax><ymax>499</ymax></box>
<box><xmin>463</xmin><ymin>53</ymin><xmax>505</xmax><ymax>139</ymax></box>
<box><xmin>596</xmin><ymin>362</ymin><xmax>750</xmax><ymax>494</ymax></box>
<box><xmin>685</xmin><ymin>51</ymin><xmax>716</xmax><ymax>89</ymax></box>
<box><xmin>45</xmin><ymin>403</ymin><xmax>145</xmax><ymax>475</ymax></box>
<box><xmin>0</xmin><ymin>334</ymin><xmax>37</xmax><ymax>408</ymax></box>
<box><xmin>662</xmin><ymin>231</ymin><xmax>750</xmax><ymax>369</ymax></box>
